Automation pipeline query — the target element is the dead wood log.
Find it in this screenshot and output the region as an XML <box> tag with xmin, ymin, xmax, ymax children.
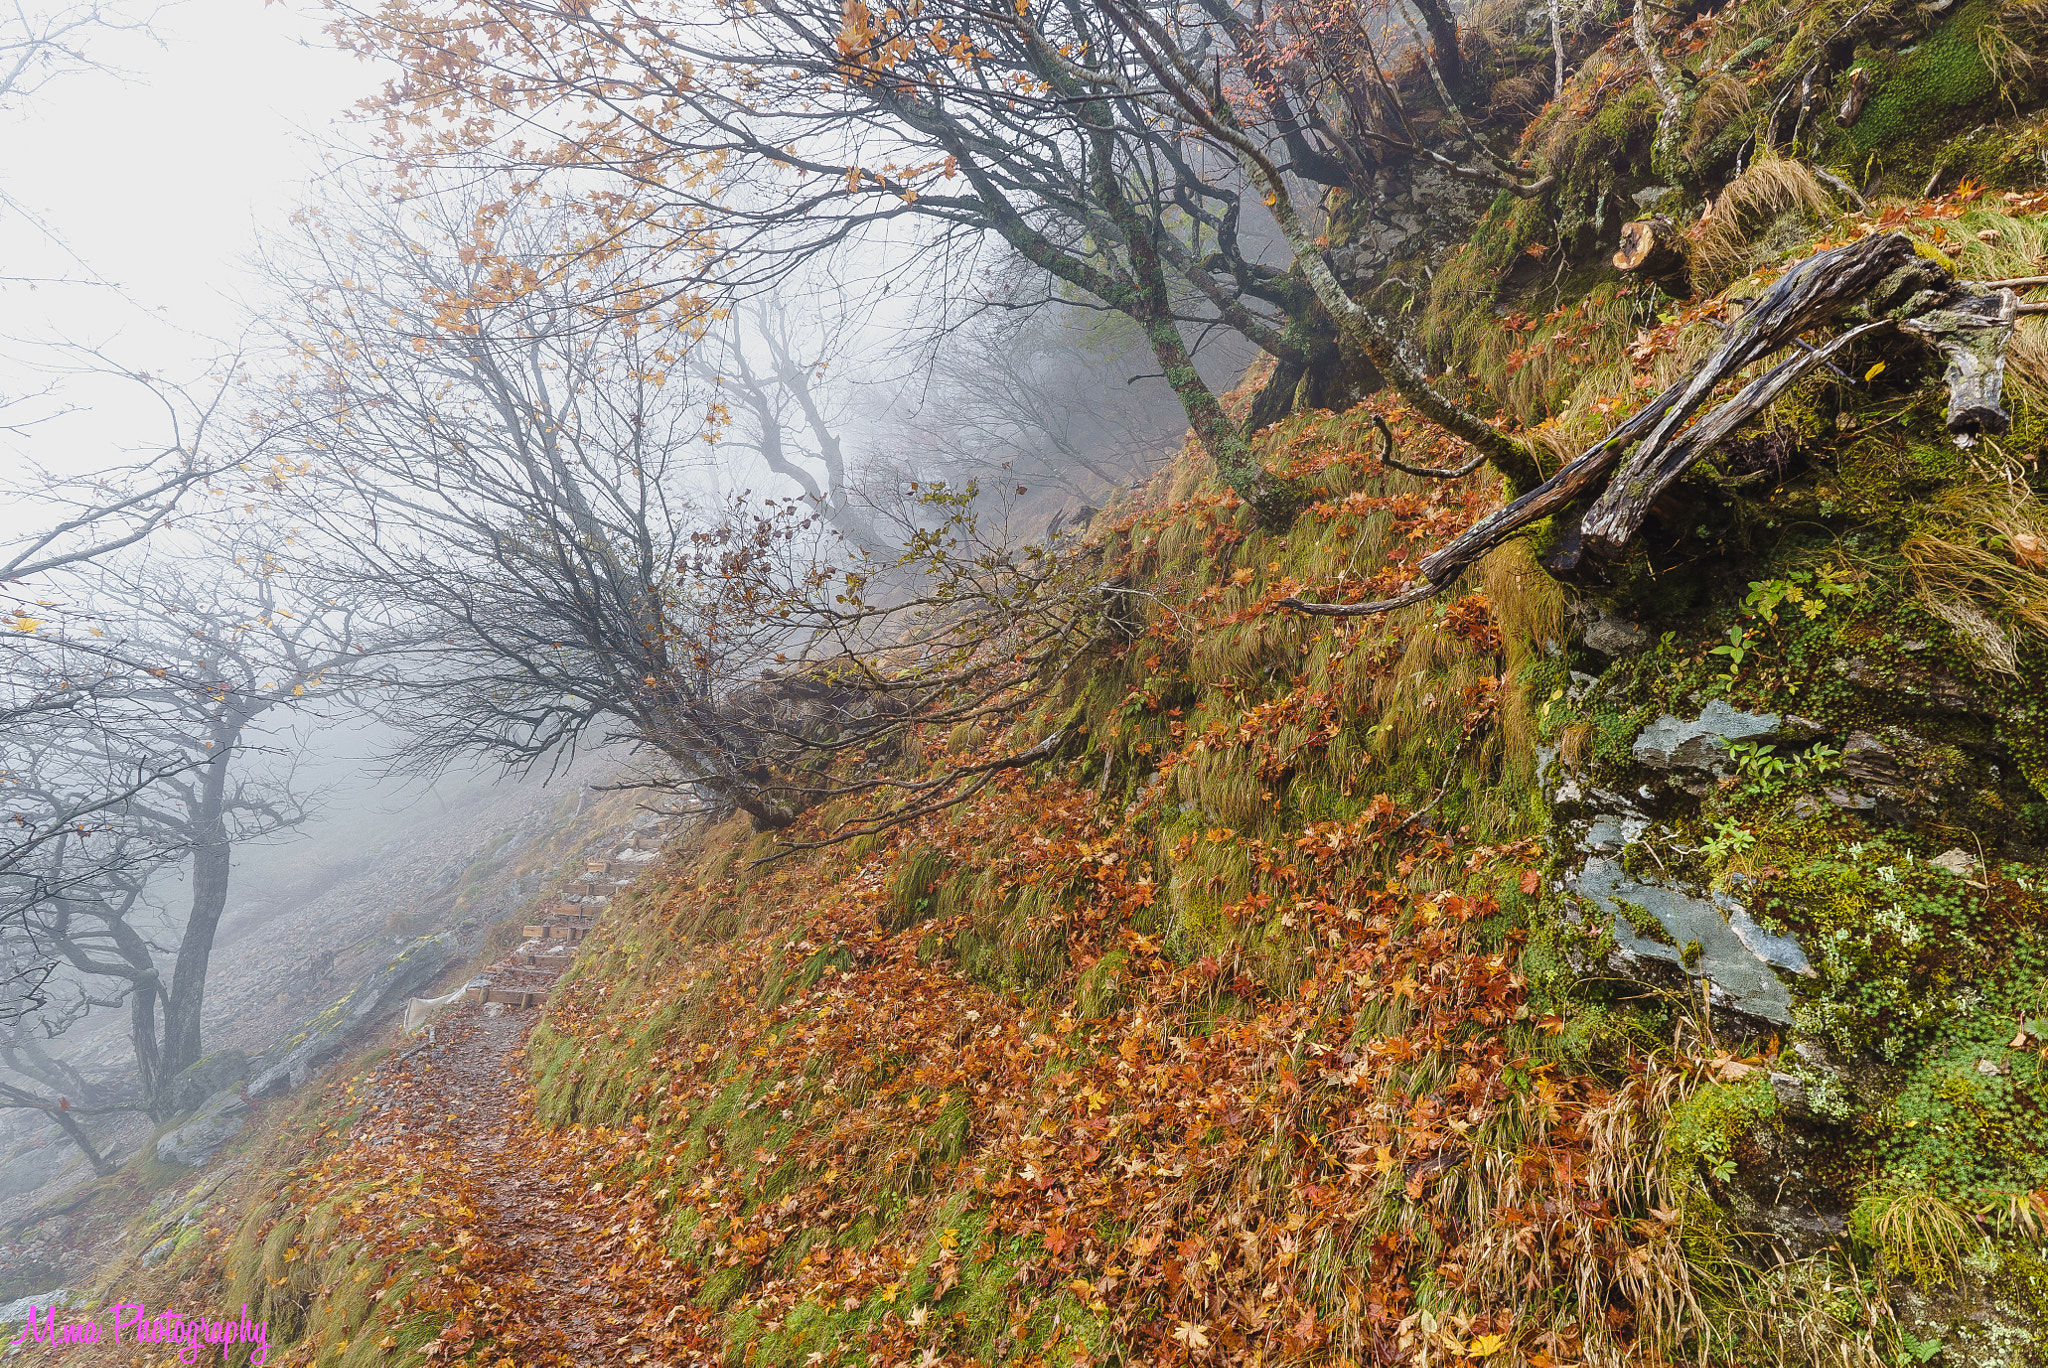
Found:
<box><xmin>1614</xmin><ymin>216</ymin><xmax>1688</xmax><ymax>286</ymax></box>
<box><xmin>1574</xmin><ymin>231</ymin><xmax>1923</xmax><ymax>563</ymax></box>
<box><xmin>1898</xmin><ymin>285</ymin><xmax>2019</xmax><ymax>437</ymax></box>
<box><xmin>1279</xmin><ymin>232</ymin><xmax>1924</xmax><ymax>618</ymax></box>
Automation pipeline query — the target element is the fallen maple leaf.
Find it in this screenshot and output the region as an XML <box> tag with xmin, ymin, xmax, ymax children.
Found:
<box><xmin>1173</xmin><ymin>1321</ymin><xmax>1211</xmax><ymax>1351</ymax></box>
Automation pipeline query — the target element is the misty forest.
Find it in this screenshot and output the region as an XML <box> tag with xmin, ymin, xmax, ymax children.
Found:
<box><xmin>5</xmin><ymin>0</ymin><xmax>2048</xmax><ymax>1361</ymax></box>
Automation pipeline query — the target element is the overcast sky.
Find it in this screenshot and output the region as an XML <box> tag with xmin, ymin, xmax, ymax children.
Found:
<box><xmin>1</xmin><ymin>0</ymin><xmax>377</xmax><ymax>493</ymax></box>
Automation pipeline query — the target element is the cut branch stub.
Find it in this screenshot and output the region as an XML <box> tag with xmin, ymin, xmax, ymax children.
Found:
<box><xmin>1613</xmin><ymin>216</ymin><xmax>1688</xmax><ymax>290</ymax></box>
<box><xmin>1835</xmin><ymin>67</ymin><xmax>1869</xmax><ymax>127</ymax></box>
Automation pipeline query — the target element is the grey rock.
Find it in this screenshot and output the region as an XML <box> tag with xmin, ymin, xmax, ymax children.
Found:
<box><xmin>1833</xmin><ymin>656</ymin><xmax>1992</xmax><ymax>714</ymax></box>
<box><xmin>1930</xmin><ymin>848</ymin><xmax>1982</xmax><ymax>879</ymax></box>
<box><xmin>1580</xmin><ymin>604</ymin><xmax>1650</xmax><ymax>657</ymax></box>
<box><xmin>1585</xmin><ymin>814</ymin><xmax>1648</xmax><ymax>853</ymax></box>
<box><xmin>1633</xmin><ymin>185</ymin><xmax>1676</xmax><ymax>208</ymax></box>
<box><xmin>1632</xmin><ymin>700</ymin><xmax>1783</xmax><ymax>772</ymax></box>
<box><xmin>1575</xmin><ymin>857</ymin><xmax>1804</xmax><ymax>1023</ymax></box>
<box><xmin>154</xmin><ymin>1089</ymin><xmax>249</xmax><ymax>1169</ymax></box>
<box><xmin>141</xmin><ymin>1238</ymin><xmax>177</xmax><ymax>1267</ymax></box>
<box><xmin>1824</xmin><ymin>787</ymin><xmax>1876</xmax><ymax>810</ymax></box>
<box><xmin>160</xmin><ymin>1049</ymin><xmax>250</xmax><ymax>1118</ymax></box>
<box><xmin>1727</xmin><ymin>905</ymin><xmax>1816</xmax><ymax>977</ymax></box>
<box><xmin>247</xmin><ymin>932</ymin><xmax>457</xmax><ymax>1100</ymax></box>
<box><xmin>1770</xmin><ymin>1072</ymin><xmax>1809</xmax><ymax>1114</ymax></box>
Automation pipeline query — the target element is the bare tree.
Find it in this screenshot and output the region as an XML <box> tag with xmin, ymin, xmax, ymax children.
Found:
<box><xmin>0</xmin><ymin>0</ymin><xmax>163</xmax><ymax>111</ymax></box>
<box><xmin>697</xmin><ymin>300</ymin><xmax>890</xmax><ymax>555</ymax></box>
<box><xmin>325</xmin><ymin>0</ymin><xmax>1577</xmax><ymax>517</ymax></box>
<box><xmin>905</xmin><ymin>307</ymin><xmax>1192</xmax><ymax>502</ymax></box>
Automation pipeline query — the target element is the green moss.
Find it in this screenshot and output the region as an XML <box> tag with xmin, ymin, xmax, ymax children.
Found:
<box><xmin>1843</xmin><ymin>3</ymin><xmax>2000</xmax><ymax>161</ymax></box>
<box><xmin>1667</xmin><ymin>1073</ymin><xmax>1778</xmax><ymax>1177</ymax></box>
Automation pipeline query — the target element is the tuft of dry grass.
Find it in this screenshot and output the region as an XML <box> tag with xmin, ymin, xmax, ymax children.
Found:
<box><xmin>1681</xmin><ymin>72</ymin><xmax>1756</xmax><ymax>165</ymax></box>
<box><xmin>1903</xmin><ymin>481</ymin><xmax>2048</xmax><ymax>671</ymax></box>
<box><xmin>1853</xmin><ymin>1184</ymin><xmax>1976</xmax><ymax>1288</ymax></box>
<box><xmin>1689</xmin><ymin>155</ymin><xmax>1837</xmax><ymax>292</ymax></box>
<box><xmin>1979</xmin><ymin>0</ymin><xmax>2048</xmax><ymax>102</ymax></box>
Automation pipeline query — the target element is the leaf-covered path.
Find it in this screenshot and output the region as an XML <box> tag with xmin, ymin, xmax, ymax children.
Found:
<box><xmin>283</xmin><ymin>1004</ymin><xmax>714</xmax><ymax>1368</ymax></box>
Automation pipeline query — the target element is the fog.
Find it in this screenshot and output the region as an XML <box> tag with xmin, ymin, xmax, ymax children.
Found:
<box><xmin>0</xmin><ymin>0</ymin><xmax>1299</xmax><ymax>1237</ymax></box>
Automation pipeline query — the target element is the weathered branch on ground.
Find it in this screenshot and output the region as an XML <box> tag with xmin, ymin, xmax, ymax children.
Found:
<box><xmin>1281</xmin><ymin>232</ymin><xmax>2021</xmax><ymax>618</ymax></box>
<box><xmin>1371</xmin><ymin>415</ymin><xmax>1488</xmax><ymax>480</ymax></box>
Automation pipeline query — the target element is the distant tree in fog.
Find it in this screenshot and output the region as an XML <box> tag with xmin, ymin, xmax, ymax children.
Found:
<box><xmin>697</xmin><ymin>300</ymin><xmax>889</xmax><ymax>555</ymax></box>
<box><xmin>908</xmin><ymin>308</ymin><xmax>1192</xmax><ymax>504</ymax></box>
<box><xmin>0</xmin><ymin>534</ymin><xmax>364</xmax><ymax>1139</ymax></box>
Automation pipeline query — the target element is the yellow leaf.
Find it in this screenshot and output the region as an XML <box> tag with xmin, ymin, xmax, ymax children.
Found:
<box><xmin>1469</xmin><ymin>1333</ymin><xmax>1508</xmax><ymax>1357</ymax></box>
<box><xmin>1864</xmin><ymin>360</ymin><xmax>1886</xmax><ymax>381</ymax></box>
<box><xmin>10</xmin><ymin>613</ymin><xmax>42</xmax><ymax>634</ymax></box>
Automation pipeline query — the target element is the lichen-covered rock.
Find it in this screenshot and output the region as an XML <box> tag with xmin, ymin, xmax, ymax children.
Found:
<box><xmin>1575</xmin><ymin>856</ymin><xmax>1812</xmax><ymax>1024</ymax></box>
<box><xmin>1631</xmin><ymin>699</ymin><xmax>1784</xmax><ymax>772</ymax></box>
<box><xmin>154</xmin><ymin>1089</ymin><xmax>249</xmax><ymax>1169</ymax></box>
<box><xmin>160</xmin><ymin>1048</ymin><xmax>250</xmax><ymax>1119</ymax></box>
<box><xmin>247</xmin><ymin>932</ymin><xmax>457</xmax><ymax>1099</ymax></box>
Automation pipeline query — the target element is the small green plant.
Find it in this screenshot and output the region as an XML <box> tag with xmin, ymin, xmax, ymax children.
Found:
<box><xmin>1895</xmin><ymin>1332</ymin><xmax>1945</xmax><ymax>1365</ymax></box>
<box><xmin>1701</xmin><ymin>820</ymin><xmax>1757</xmax><ymax>861</ymax></box>
<box><xmin>1742</xmin><ymin>566</ymin><xmax>1863</xmax><ymax>625</ymax></box>
<box><xmin>1710</xmin><ymin>624</ymin><xmax>1756</xmax><ymax>676</ymax></box>
<box><xmin>1722</xmin><ymin>739</ymin><xmax>1841</xmax><ymax>795</ymax></box>
<box><xmin>1724</xmin><ymin>739</ymin><xmax>1790</xmax><ymax>785</ymax></box>
<box><xmin>1715</xmin><ymin>566</ymin><xmax>1865</xmax><ymax>679</ymax></box>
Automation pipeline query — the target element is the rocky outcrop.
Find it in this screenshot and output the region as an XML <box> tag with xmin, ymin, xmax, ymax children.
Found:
<box><xmin>1630</xmin><ymin>699</ymin><xmax>1784</xmax><ymax>772</ymax></box>
<box><xmin>247</xmin><ymin>932</ymin><xmax>458</xmax><ymax>1100</ymax></box>
<box><xmin>159</xmin><ymin>1049</ymin><xmax>249</xmax><ymax>1119</ymax></box>
<box><xmin>154</xmin><ymin>1089</ymin><xmax>249</xmax><ymax>1169</ymax></box>
<box><xmin>1575</xmin><ymin>858</ymin><xmax>1812</xmax><ymax>1024</ymax></box>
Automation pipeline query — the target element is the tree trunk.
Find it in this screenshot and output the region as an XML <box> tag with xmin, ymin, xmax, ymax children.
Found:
<box><xmin>158</xmin><ymin>749</ymin><xmax>234</xmax><ymax>1085</ymax></box>
<box><xmin>49</xmin><ymin>1104</ymin><xmax>116</xmax><ymax>1177</ymax></box>
<box><xmin>1409</xmin><ymin>0</ymin><xmax>1464</xmax><ymax>94</ymax></box>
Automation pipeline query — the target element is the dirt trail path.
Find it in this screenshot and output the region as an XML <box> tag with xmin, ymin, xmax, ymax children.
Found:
<box><xmin>326</xmin><ymin>1003</ymin><xmax>710</xmax><ymax>1367</ymax></box>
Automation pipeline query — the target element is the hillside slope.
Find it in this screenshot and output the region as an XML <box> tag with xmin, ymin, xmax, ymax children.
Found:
<box><xmin>51</xmin><ymin>7</ymin><xmax>2048</xmax><ymax>1366</ymax></box>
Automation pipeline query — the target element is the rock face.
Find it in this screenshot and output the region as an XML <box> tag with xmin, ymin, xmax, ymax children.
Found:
<box><xmin>1578</xmin><ymin>604</ymin><xmax>1650</xmax><ymax>657</ymax></box>
<box><xmin>1631</xmin><ymin>700</ymin><xmax>1783</xmax><ymax>772</ymax></box>
<box><xmin>1574</xmin><ymin>858</ymin><xmax>1812</xmax><ymax>1024</ymax></box>
<box><xmin>160</xmin><ymin>1049</ymin><xmax>250</xmax><ymax>1118</ymax></box>
<box><xmin>247</xmin><ymin>932</ymin><xmax>458</xmax><ymax>1100</ymax></box>
<box><xmin>155</xmin><ymin>1089</ymin><xmax>249</xmax><ymax>1169</ymax></box>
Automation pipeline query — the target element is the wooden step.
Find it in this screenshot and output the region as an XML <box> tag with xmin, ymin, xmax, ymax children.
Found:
<box><xmin>484</xmin><ymin>987</ymin><xmax>546</xmax><ymax>1008</ymax></box>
